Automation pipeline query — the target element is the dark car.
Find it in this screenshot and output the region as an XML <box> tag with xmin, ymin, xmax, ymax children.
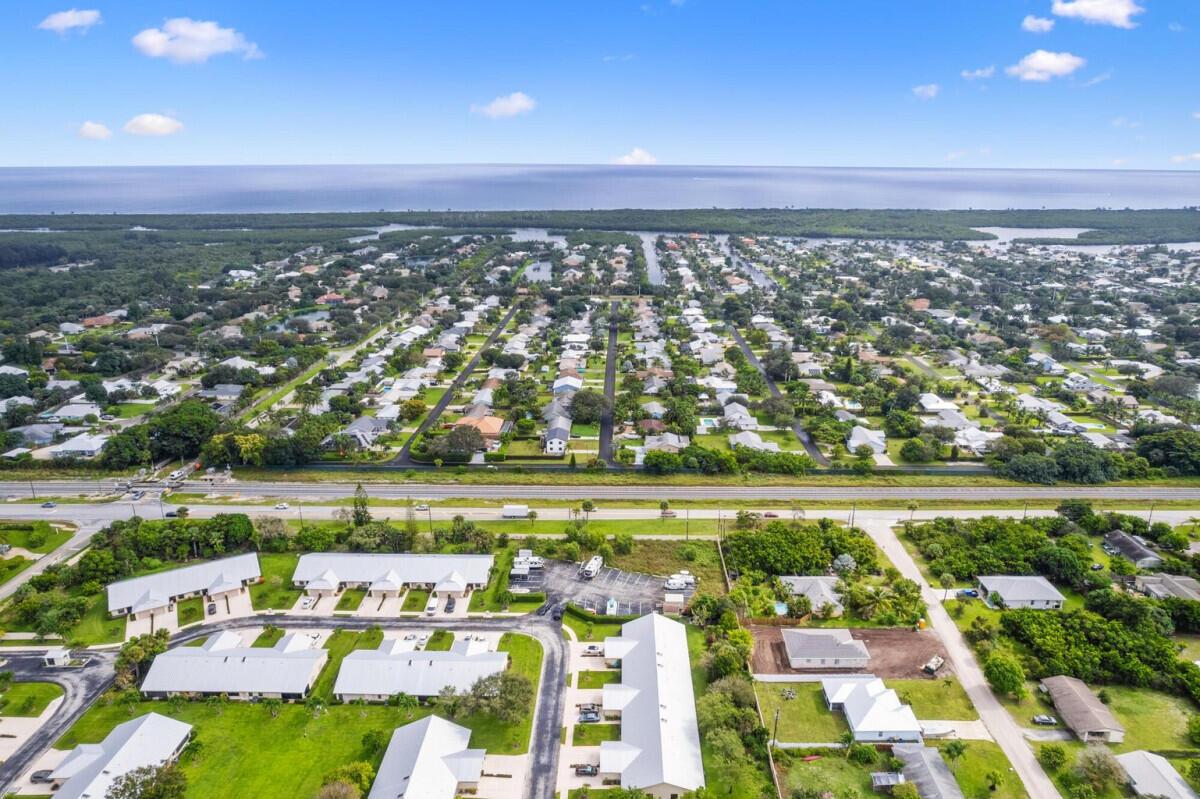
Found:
<box><xmin>40</xmin><ymin>501</ymin><xmax>56</xmax><ymax>508</ymax></box>
<box><xmin>579</xmin><ymin>710</ymin><xmax>600</xmax><ymax>723</ymax></box>
<box><xmin>1032</xmin><ymin>714</ymin><xmax>1059</xmax><ymax>726</ymax></box>
<box><xmin>958</xmin><ymin>588</ymin><xmax>979</xmax><ymax>598</ymax></box>
<box><xmin>763</xmin><ymin>511</ymin><xmax>779</xmax><ymax>518</ymax></box>
<box><xmin>536</xmin><ymin>602</ymin><xmax>551</xmax><ymax>616</ymax></box>
<box><xmin>444</xmin><ymin>597</ymin><xmax>456</xmax><ymax>614</ymax></box>
<box><xmin>31</xmin><ymin>770</ymin><xmax>53</xmax><ymax>784</ymax></box>
<box><xmin>207</xmin><ymin>603</ymin><xmax>217</xmax><ymax>615</ymax></box>
<box><xmin>165</xmin><ymin>510</ymin><xmax>179</xmax><ymax>518</ymax></box>
<box><xmin>574</xmin><ymin>764</ymin><xmax>599</xmax><ymax>777</ymax></box>
<box><xmin>551</xmin><ymin>605</ymin><xmax>564</xmax><ymax>621</ymax></box>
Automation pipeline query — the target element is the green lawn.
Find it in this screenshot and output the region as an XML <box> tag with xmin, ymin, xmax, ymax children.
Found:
<box><xmin>0</xmin><ymin>556</ymin><xmax>34</xmax><ymax>584</ymax></box>
<box><xmin>573</xmin><ymin>722</ymin><xmax>620</xmax><ymax>745</ymax></box>
<box><xmin>777</xmin><ymin>751</ymin><xmax>874</xmax><ymax>796</ymax></box>
<box><xmin>935</xmin><ymin>740</ymin><xmax>1028</xmax><ymax>799</ymax></box>
<box><xmin>252</xmin><ymin>627</ymin><xmax>285</xmax><ymax>648</ymax></box>
<box><xmin>249</xmin><ymin>552</ymin><xmax>301</xmax><ymax>611</ymax></box>
<box><xmin>562</xmin><ymin>608</ymin><xmax>627</xmax><ymax>642</ymax></box>
<box><xmin>67</xmin><ymin>595</ymin><xmax>125</xmax><ymax>646</ymax></box>
<box><xmin>1102</xmin><ymin>685</ymin><xmax>1194</xmax><ymax>753</ymax></box>
<box><xmin>605</xmin><ymin>539</ymin><xmax>725</xmax><ymax>594</ymax></box>
<box><xmin>400</xmin><ymin>589</ymin><xmax>429</xmax><ymax>612</ymax></box>
<box><xmin>0</xmin><ymin>682</ymin><xmax>63</xmax><ymax>716</ymax></box>
<box><xmin>0</xmin><ymin>521</ymin><xmax>72</xmax><ymax>553</ymax></box>
<box><xmin>754</xmin><ymin>682</ymin><xmax>849</xmax><ymax>743</ymax></box>
<box><xmin>311</xmin><ymin>628</ymin><xmax>384</xmax><ymax>703</ymax></box>
<box><xmin>577</xmin><ymin>670</ymin><xmax>620</xmax><ymax>689</ymax></box>
<box><xmin>891</xmin><ymin>677</ymin><xmax>978</xmax><ymax>720</ymax></box>
<box><xmin>176</xmin><ymin>596</ymin><xmax>204</xmax><ymax>626</ymax></box>
<box><xmin>426</xmin><ymin>630</ymin><xmax>454</xmax><ymax>651</ymax></box>
<box><xmin>334</xmin><ymin>589</ymin><xmax>366</xmax><ymax>612</ymax></box>
<box><xmin>115</xmin><ymin>402</ymin><xmax>156</xmax><ymax>418</ymax></box>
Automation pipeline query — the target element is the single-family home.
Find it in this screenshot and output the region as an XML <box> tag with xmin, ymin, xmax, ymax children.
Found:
<box><xmin>847</xmin><ymin>426</ymin><xmax>887</xmax><ymax>456</ymax></box>
<box><xmin>978</xmin><ymin>575</ymin><xmax>1065</xmax><ymax>610</ymax></box>
<box><xmin>1135</xmin><ymin>574</ymin><xmax>1200</xmax><ymax>602</ymax></box>
<box><xmin>1116</xmin><ymin>750</ymin><xmax>1197</xmax><ymax>799</ymax></box>
<box><xmin>892</xmin><ymin>744</ymin><xmax>965</xmax><ymax>799</ymax></box>
<box><xmin>821</xmin><ymin>677</ymin><xmax>922</xmax><ymax>742</ymax></box>
<box><xmin>1105</xmin><ymin>531</ymin><xmax>1163</xmax><ymax>569</ymax></box>
<box><xmin>779</xmin><ymin>575</ymin><xmax>844</xmax><ymax>616</ymax></box>
<box><xmin>781</xmin><ymin>629</ymin><xmax>870</xmax><ymax>670</ymax></box>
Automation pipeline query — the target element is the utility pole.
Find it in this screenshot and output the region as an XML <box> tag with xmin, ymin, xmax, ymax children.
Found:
<box><xmin>685</xmin><ymin>508</ymin><xmax>689</xmax><ymax>541</ymax></box>
<box><xmin>1148</xmin><ymin>501</ymin><xmax>1157</xmax><ymax>526</ymax></box>
<box><xmin>28</xmin><ymin>479</ymin><xmax>36</xmax><ymax>500</ymax></box>
<box><xmin>427</xmin><ymin>507</ymin><xmax>434</xmax><ymax>536</ymax></box>
<box><xmin>772</xmin><ymin>707</ymin><xmax>781</xmax><ymax>747</ymax></box>
<box><xmin>849</xmin><ymin>501</ymin><xmax>857</xmax><ymax>528</ymax></box>
<box><xmin>1022</xmin><ymin>501</ymin><xmax>1028</xmax><ymax>520</ymax></box>
<box><xmin>297</xmin><ymin>503</ymin><xmax>305</xmax><ymax>528</ymax></box>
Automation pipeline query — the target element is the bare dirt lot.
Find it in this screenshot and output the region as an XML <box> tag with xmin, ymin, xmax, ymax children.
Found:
<box><xmin>750</xmin><ymin>625</ymin><xmax>948</xmax><ymax>679</ymax></box>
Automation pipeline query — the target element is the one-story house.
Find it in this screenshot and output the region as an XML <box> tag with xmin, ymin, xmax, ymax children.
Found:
<box><xmin>779</xmin><ymin>575</ymin><xmax>844</xmax><ymax>616</ymax></box>
<box><xmin>106</xmin><ymin>552</ymin><xmax>261</xmax><ymax>620</ymax></box>
<box><xmin>141</xmin><ymin>630</ymin><xmax>327</xmax><ymax>700</ymax></box>
<box><xmin>368</xmin><ymin>716</ymin><xmax>485</xmax><ymax>799</ymax></box>
<box><xmin>50</xmin><ymin>713</ymin><xmax>192</xmax><ymax>799</ymax></box>
<box><xmin>892</xmin><ymin>744</ymin><xmax>965</xmax><ymax>799</ymax></box>
<box><xmin>977</xmin><ymin>575</ymin><xmax>1065</xmax><ymax>610</ymax></box>
<box><xmin>292</xmin><ymin>553</ymin><xmax>493</xmax><ymax>599</ymax></box>
<box><xmin>781</xmin><ymin>629</ymin><xmax>869</xmax><ymax>670</ymax></box>
<box><xmin>821</xmin><ymin>676</ymin><xmax>922</xmax><ymax>742</ymax></box>
<box><xmin>334</xmin><ymin>637</ymin><xmax>507</xmax><ymax>701</ymax></box>
<box><xmin>1116</xmin><ymin>750</ymin><xmax>1197</xmax><ymax>799</ymax></box>
<box><xmin>1041</xmin><ymin>675</ymin><xmax>1126</xmax><ymax>743</ymax></box>
<box><xmin>1105</xmin><ymin>532</ymin><xmax>1162</xmax><ymax>570</ymax></box>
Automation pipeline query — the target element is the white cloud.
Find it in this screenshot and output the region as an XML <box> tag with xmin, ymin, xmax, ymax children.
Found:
<box><xmin>1168</xmin><ymin>22</ymin><xmax>1185</xmax><ymax>32</ymax></box>
<box><xmin>1052</xmin><ymin>0</ymin><xmax>1144</xmax><ymax>29</ymax></box>
<box><xmin>1006</xmin><ymin>50</ymin><xmax>1086</xmax><ymax>82</ymax></box>
<box><xmin>1111</xmin><ymin>158</ymin><xmax>1128</xmax><ymax>166</ymax></box>
<box><xmin>945</xmin><ymin>151</ymin><xmax>967</xmax><ymax>162</ymax></box>
<box><xmin>77</xmin><ymin>121</ymin><xmax>111</xmax><ymax>140</ymax></box>
<box><xmin>1171</xmin><ymin>153</ymin><xmax>1200</xmax><ymax>164</ymax></box>
<box><xmin>912</xmin><ymin>83</ymin><xmax>940</xmax><ymax>100</ymax></box>
<box><xmin>961</xmin><ymin>66</ymin><xmax>995</xmax><ymax>80</ymax></box>
<box><xmin>38</xmin><ymin>8</ymin><xmax>101</xmax><ymax>34</ymax></box>
<box><xmin>1192</xmin><ymin>111</ymin><xmax>1200</xmax><ymax>120</ymax></box>
<box><xmin>123</xmin><ymin>113</ymin><xmax>184</xmax><ymax>136</ymax></box>
<box><xmin>1082</xmin><ymin>71</ymin><xmax>1112</xmax><ymax>87</ymax></box>
<box><xmin>1110</xmin><ymin>116</ymin><xmax>1141</xmax><ymax>128</ymax></box>
<box><xmin>1022</xmin><ymin>15</ymin><xmax>1056</xmax><ymax>33</ymax></box>
<box><xmin>613</xmin><ymin>147</ymin><xmax>658</xmax><ymax>165</ymax></box>
<box><xmin>133</xmin><ymin>18</ymin><xmax>262</xmax><ymax>64</ymax></box>
<box><xmin>470</xmin><ymin>91</ymin><xmax>536</xmax><ymax>119</ymax></box>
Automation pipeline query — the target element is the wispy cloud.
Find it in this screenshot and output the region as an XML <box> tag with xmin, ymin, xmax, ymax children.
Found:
<box><xmin>1006</xmin><ymin>50</ymin><xmax>1086</xmax><ymax>82</ymax></box>
<box><xmin>961</xmin><ymin>66</ymin><xmax>995</xmax><ymax>80</ymax></box>
<box><xmin>77</xmin><ymin>121</ymin><xmax>111</xmax><ymax>140</ymax></box>
<box><xmin>1021</xmin><ymin>15</ymin><xmax>1055</xmax><ymax>33</ymax></box>
<box><xmin>1052</xmin><ymin>0</ymin><xmax>1144</xmax><ymax>29</ymax></box>
<box><xmin>123</xmin><ymin>113</ymin><xmax>184</xmax><ymax>136</ymax></box>
<box><xmin>38</xmin><ymin>8</ymin><xmax>101</xmax><ymax>34</ymax></box>
<box><xmin>133</xmin><ymin>18</ymin><xmax>262</xmax><ymax>64</ymax></box>
<box><xmin>1110</xmin><ymin>116</ymin><xmax>1141</xmax><ymax>129</ymax></box>
<box><xmin>1170</xmin><ymin>152</ymin><xmax>1200</xmax><ymax>164</ymax></box>
<box><xmin>470</xmin><ymin>91</ymin><xmax>537</xmax><ymax>119</ymax></box>
<box><xmin>912</xmin><ymin>83</ymin><xmax>940</xmax><ymax>100</ymax></box>
<box><xmin>613</xmin><ymin>147</ymin><xmax>658</xmax><ymax>165</ymax></box>
<box><xmin>1082</xmin><ymin>70</ymin><xmax>1112</xmax><ymax>87</ymax></box>
<box><xmin>1168</xmin><ymin>22</ymin><xmax>1186</xmax><ymax>32</ymax></box>
<box><xmin>602</xmin><ymin>54</ymin><xmax>636</xmax><ymax>63</ymax></box>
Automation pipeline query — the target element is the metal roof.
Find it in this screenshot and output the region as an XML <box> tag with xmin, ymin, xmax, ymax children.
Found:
<box><xmin>893</xmin><ymin>744</ymin><xmax>965</xmax><ymax>799</ymax></box>
<box><xmin>292</xmin><ymin>553</ymin><xmax>493</xmax><ymax>589</ymax></box>
<box><xmin>369</xmin><ymin>716</ymin><xmax>485</xmax><ymax>799</ymax></box>
<box><xmin>334</xmin><ymin>638</ymin><xmax>507</xmax><ymax>698</ymax></box>
<box><xmin>1041</xmin><ymin>676</ymin><xmax>1125</xmax><ymax>737</ymax></box>
<box><xmin>978</xmin><ymin>575</ymin><xmax>1065</xmax><ymax>603</ymax></box>
<box><xmin>52</xmin><ymin>713</ymin><xmax>192</xmax><ymax>799</ymax></box>
<box><xmin>782</xmin><ymin>628</ymin><xmax>869</xmax><ymax>662</ymax></box>
<box><xmin>141</xmin><ymin>632</ymin><xmax>326</xmax><ymax>695</ymax></box>
<box><xmin>106</xmin><ymin>552</ymin><xmax>260</xmax><ymax>614</ymax></box>
<box><xmin>599</xmin><ymin>614</ymin><xmax>705</xmax><ymax>793</ymax></box>
<box><xmin>1116</xmin><ymin>750</ymin><xmax>1198</xmax><ymax>799</ymax></box>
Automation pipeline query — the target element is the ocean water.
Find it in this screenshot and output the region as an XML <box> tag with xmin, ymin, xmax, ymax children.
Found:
<box><xmin>0</xmin><ymin>164</ymin><xmax>1197</xmax><ymax>214</ymax></box>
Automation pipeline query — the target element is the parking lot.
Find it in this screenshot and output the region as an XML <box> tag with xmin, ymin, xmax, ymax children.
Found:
<box><xmin>522</xmin><ymin>560</ymin><xmax>694</xmax><ymax>616</ymax></box>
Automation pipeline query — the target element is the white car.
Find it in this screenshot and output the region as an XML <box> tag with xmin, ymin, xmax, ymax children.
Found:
<box><xmin>274</xmin><ymin>502</ymin><xmax>290</xmax><ymax>510</ymax></box>
<box><xmin>664</xmin><ymin>578</ymin><xmax>687</xmax><ymax>591</ymax></box>
<box><xmin>414</xmin><ymin>504</ymin><xmax>430</xmax><ymax>512</ymax></box>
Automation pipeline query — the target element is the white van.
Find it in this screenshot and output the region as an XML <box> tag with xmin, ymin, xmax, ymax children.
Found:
<box><xmin>579</xmin><ymin>555</ymin><xmax>603</xmax><ymax>579</ymax></box>
<box><xmin>664</xmin><ymin>577</ymin><xmax>687</xmax><ymax>591</ymax></box>
<box><xmin>424</xmin><ymin>595</ymin><xmax>439</xmax><ymax>615</ymax></box>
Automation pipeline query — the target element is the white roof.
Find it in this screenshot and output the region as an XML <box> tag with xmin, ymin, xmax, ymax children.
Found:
<box><xmin>1117</xmin><ymin>751</ymin><xmax>1198</xmax><ymax>799</ymax></box>
<box><xmin>293</xmin><ymin>553</ymin><xmax>493</xmax><ymax>589</ymax></box>
<box><xmin>141</xmin><ymin>632</ymin><xmax>325</xmax><ymax>695</ymax></box>
<box><xmin>106</xmin><ymin>552</ymin><xmax>260</xmax><ymax>614</ymax></box>
<box><xmin>822</xmin><ymin>677</ymin><xmax>921</xmax><ymax>737</ymax></box>
<box><xmin>369</xmin><ymin>716</ymin><xmax>485</xmax><ymax>799</ymax></box>
<box><xmin>335</xmin><ymin>638</ymin><xmax>507</xmax><ymax>698</ymax></box>
<box><xmin>598</xmin><ymin>614</ymin><xmax>705</xmax><ymax>793</ymax></box>
<box><xmin>52</xmin><ymin>713</ymin><xmax>192</xmax><ymax>799</ymax></box>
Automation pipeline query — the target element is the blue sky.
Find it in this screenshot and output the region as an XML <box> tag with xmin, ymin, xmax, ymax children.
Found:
<box><xmin>4</xmin><ymin>0</ymin><xmax>1198</xmax><ymax>169</ymax></box>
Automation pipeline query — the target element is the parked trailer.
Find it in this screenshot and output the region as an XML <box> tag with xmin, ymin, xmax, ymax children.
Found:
<box><xmin>579</xmin><ymin>555</ymin><xmax>603</xmax><ymax>579</ymax></box>
<box><xmin>502</xmin><ymin>504</ymin><xmax>530</xmax><ymax>519</ymax></box>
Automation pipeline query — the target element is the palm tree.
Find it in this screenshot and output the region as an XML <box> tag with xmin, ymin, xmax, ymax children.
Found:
<box><xmin>943</xmin><ymin>740</ymin><xmax>967</xmax><ymax>770</ymax></box>
<box><xmin>262</xmin><ymin>697</ymin><xmax>282</xmax><ymax>718</ymax></box>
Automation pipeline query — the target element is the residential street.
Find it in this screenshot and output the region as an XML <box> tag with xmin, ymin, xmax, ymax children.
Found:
<box><xmin>858</xmin><ymin>516</ymin><xmax>1063</xmax><ymax>799</ymax></box>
